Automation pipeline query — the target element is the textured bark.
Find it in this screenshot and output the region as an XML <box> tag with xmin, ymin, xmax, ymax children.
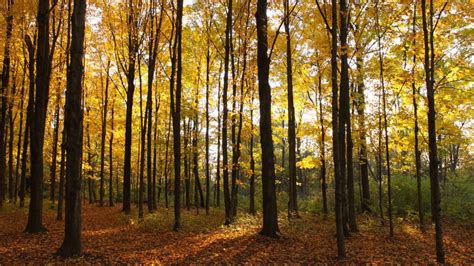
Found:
<box><xmin>256</xmin><ymin>0</ymin><xmax>279</xmax><ymax>238</ymax></box>
<box><xmin>249</xmin><ymin>94</ymin><xmax>255</xmax><ymax>215</ymax></box>
<box><xmin>26</xmin><ymin>0</ymin><xmax>52</xmax><ymax>233</ymax></box>
<box><xmin>123</xmin><ymin>0</ymin><xmax>140</xmax><ymax>214</ymax></box>
<box><xmin>57</xmin><ymin>0</ymin><xmax>86</xmax><ymax>257</ymax></box>
<box><xmin>421</xmin><ymin>0</ymin><xmax>445</xmax><ymax>262</ymax></box>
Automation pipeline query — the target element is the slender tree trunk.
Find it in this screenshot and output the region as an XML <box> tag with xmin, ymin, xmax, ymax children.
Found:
<box><xmin>216</xmin><ymin>62</ymin><xmax>222</xmax><ymax>207</ymax></box>
<box><xmin>0</xmin><ymin>0</ymin><xmax>13</xmax><ymax>209</ymax></box>
<box><xmin>14</xmin><ymin>56</ymin><xmax>27</xmax><ymax>204</ymax></box>
<box><xmin>256</xmin><ymin>0</ymin><xmax>279</xmax><ymax>238</ymax></box>
<box><xmin>316</xmin><ymin>69</ymin><xmax>328</xmax><ymax>215</ymax></box>
<box><xmin>172</xmin><ymin>0</ymin><xmax>184</xmax><ymax>231</ymax></box>
<box><xmin>284</xmin><ymin>0</ymin><xmax>298</xmax><ymax>219</ymax></box>
<box><xmin>57</xmin><ymin>0</ymin><xmax>86</xmax><ymax>256</ymax></box>
<box><xmin>109</xmin><ymin>98</ymin><xmax>115</xmax><ymax>207</ymax></box>
<box><xmin>376</xmin><ymin>1</ymin><xmax>393</xmax><ymax>236</ymax></box>
<box><xmin>354</xmin><ymin>19</ymin><xmax>370</xmax><ymax>213</ymax></box>
<box><xmin>123</xmin><ymin>0</ymin><xmax>140</xmax><ymax>215</ymax></box>
<box><xmin>411</xmin><ymin>0</ymin><xmax>424</xmax><ymax>231</ymax></box>
<box><xmin>422</xmin><ymin>0</ymin><xmax>445</xmax><ymax>262</ymax></box>
<box><xmin>57</xmin><ymin>129</ymin><xmax>66</xmax><ymax>220</ymax></box>
<box><xmin>50</xmin><ymin>91</ymin><xmax>61</xmax><ymax>207</ymax></box>
<box><xmin>249</xmin><ymin>94</ymin><xmax>255</xmax><ymax>215</ymax></box>
<box><xmin>99</xmin><ymin>61</ymin><xmax>110</xmax><ymax>207</ymax></box>
<box><xmin>20</xmin><ymin>35</ymin><xmax>35</xmax><ymax>209</ymax></box>
<box><xmin>222</xmin><ymin>0</ymin><xmax>233</xmax><ymax>225</ymax></box>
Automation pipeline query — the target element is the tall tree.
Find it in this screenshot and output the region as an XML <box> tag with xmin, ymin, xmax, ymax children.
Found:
<box><xmin>0</xmin><ymin>0</ymin><xmax>14</xmax><ymax>209</ymax></box>
<box><xmin>256</xmin><ymin>0</ymin><xmax>279</xmax><ymax>238</ymax></box>
<box><xmin>26</xmin><ymin>0</ymin><xmax>53</xmax><ymax>233</ymax></box>
<box><xmin>122</xmin><ymin>0</ymin><xmax>141</xmax><ymax>214</ymax></box>
<box><xmin>411</xmin><ymin>0</ymin><xmax>424</xmax><ymax>231</ymax></box>
<box><xmin>172</xmin><ymin>0</ymin><xmax>184</xmax><ymax>231</ymax></box>
<box><xmin>421</xmin><ymin>0</ymin><xmax>445</xmax><ymax>262</ymax></box>
<box><xmin>375</xmin><ymin>0</ymin><xmax>393</xmax><ymax>236</ymax></box>
<box><xmin>99</xmin><ymin>61</ymin><xmax>110</xmax><ymax>207</ymax></box>
<box><xmin>284</xmin><ymin>0</ymin><xmax>298</xmax><ymax>219</ymax></box>
<box><xmin>57</xmin><ymin>0</ymin><xmax>87</xmax><ymax>257</ymax></box>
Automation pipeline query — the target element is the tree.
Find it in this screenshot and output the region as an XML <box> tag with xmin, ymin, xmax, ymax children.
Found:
<box><xmin>421</xmin><ymin>0</ymin><xmax>446</xmax><ymax>262</ymax></box>
<box><xmin>172</xmin><ymin>0</ymin><xmax>184</xmax><ymax>231</ymax></box>
<box><xmin>284</xmin><ymin>0</ymin><xmax>298</xmax><ymax>219</ymax></box>
<box><xmin>26</xmin><ymin>0</ymin><xmax>53</xmax><ymax>233</ymax></box>
<box><xmin>57</xmin><ymin>0</ymin><xmax>87</xmax><ymax>257</ymax></box>
<box><xmin>256</xmin><ymin>0</ymin><xmax>279</xmax><ymax>238</ymax></box>
<box><xmin>99</xmin><ymin>61</ymin><xmax>111</xmax><ymax>207</ymax></box>
<box><xmin>0</xmin><ymin>0</ymin><xmax>14</xmax><ymax>209</ymax></box>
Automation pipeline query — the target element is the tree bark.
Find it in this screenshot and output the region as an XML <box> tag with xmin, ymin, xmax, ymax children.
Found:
<box><xmin>421</xmin><ymin>0</ymin><xmax>445</xmax><ymax>262</ymax></box>
<box><xmin>256</xmin><ymin>0</ymin><xmax>279</xmax><ymax>238</ymax></box>
<box><xmin>26</xmin><ymin>0</ymin><xmax>52</xmax><ymax>233</ymax></box>
<box><xmin>284</xmin><ymin>0</ymin><xmax>298</xmax><ymax>219</ymax></box>
<box><xmin>57</xmin><ymin>0</ymin><xmax>86</xmax><ymax>257</ymax></box>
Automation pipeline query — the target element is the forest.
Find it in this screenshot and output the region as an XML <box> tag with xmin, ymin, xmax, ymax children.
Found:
<box><xmin>0</xmin><ymin>0</ymin><xmax>473</xmax><ymax>263</ymax></box>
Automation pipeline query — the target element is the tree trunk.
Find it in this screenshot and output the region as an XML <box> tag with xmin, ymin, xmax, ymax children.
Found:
<box><xmin>421</xmin><ymin>0</ymin><xmax>445</xmax><ymax>262</ymax></box>
<box><xmin>376</xmin><ymin>1</ymin><xmax>393</xmax><ymax>236</ymax></box>
<box><xmin>57</xmin><ymin>128</ymin><xmax>66</xmax><ymax>220</ymax></box>
<box><xmin>123</xmin><ymin>0</ymin><xmax>140</xmax><ymax>215</ymax></box>
<box><xmin>249</xmin><ymin>94</ymin><xmax>256</xmax><ymax>215</ymax></box>
<box><xmin>0</xmin><ymin>0</ymin><xmax>13</xmax><ymax>209</ymax></box>
<box><xmin>26</xmin><ymin>0</ymin><xmax>52</xmax><ymax>233</ymax></box>
<box><xmin>256</xmin><ymin>0</ymin><xmax>279</xmax><ymax>238</ymax></box>
<box><xmin>50</xmin><ymin>91</ymin><xmax>61</xmax><ymax>207</ymax></box>
<box><xmin>57</xmin><ymin>0</ymin><xmax>86</xmax><ymax>256</ymax></box>
<box><xmin>109</xmin><ymin>98</ymin><xmax>115</xmax><ymax>207</ymax></box>
<box><xmin>284</xmin><ymin>0</ymin><xmax>298</xmax><ymax>219</ymax></box>
<box><xmin>172</xmin><ymin>0</ymin><xmax>183</xmax><ymax>231</ymax></box>
<box><xmin>99</xmin><ymin>61</ymin><xmax>110</xmax><ymax>207</ymax></box>
<box><xmin>411</xmin><ymin>0</ymin><xmax>424</xmax><ymax>231</ymax></box>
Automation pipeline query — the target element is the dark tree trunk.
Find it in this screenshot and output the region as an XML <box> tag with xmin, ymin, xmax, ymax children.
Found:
<box><xmin>316</xmin><ymin>69</ymin><xmax>327</xmax><ymax>215</ymax></box>
<box><xmin>57</xmin><ymin>0</ymin><xmax>86</xmax><ymax>257</ymax></box>
<box><xmin>57</xmin><ymin>129</ymin><xmax>66</xmax><ymax>220</ymax></box>
<box><xmin>20</xmin><ymin>35</ymin><xmax>35</xmax><ymax>209</ymax></box>
<box><xmin>109</xmin><ymin>99</ymin><xmax>115</xmax><ymax>207</ymax></box>
<box><xmin>354</xmin><ymin>18</ymin><xmax>370</xmax><ymax>213</ymax></box>
<box><xmin>26</xmin><ymin>0</ymin><xmax>52</xmax><ymax>233</ymax></box>
<box><xmin>338</xmin><ymin>0</ymin><xmax>351</xmax><ymax>236</ymax></box>
<box><xmin>172</xmin><ymin>0</ymin><xmax>183</xmax><ymax>231</ymax></box>
<box><xmin>249</xmin><ymin>94</ymin><xmax>255</xmax><ymax>215</ymax></box>
<box><xmin>411</xmin><ymin>0</ymin><xmax>424</xmax><ymax>232</ymax></box>
<box><xmin>50</xmin><ymin>91</ymin><xmax>61</xmax><ymax>207</ymax></box>
<box><xmin>222</xmin><ymin>0</ymin><xmax>233</xmax><ymax>225</ymax></box>
<box><xmin>204</xmin><ymin>9</ymin><xmax>212</xmax><ymax>214</ymax></box>
<box><xmin>14</xmin><ymin>56</ymin><xmax>27</xmax><ymax>204</ymax></box>
<box><xmin>0</xmin><ymin>0</ymin><xmax>13</xmax><ymax>209</ymax></box>
<box><xmin>123</xmin><ymin>0</ymin><xmax>140</xmax><ymax>215</ymax></box>
<box><xmin>99</xmin><ymin>61</ymin><xmax>110</xmax><ymax>207</ymax></box>
<box><xmin>216</xmin><ymin>62</ymin><xmax>222</xmax><ymax>207</ymax></box>
<box><xmin>284</xmin><ymin>0</ymin><xmax>298</xmax><ymax>219</ymax></box>
<box><xmin>184</xmin><ymin>120</ymin><xmax>190</xmax><ymax>210</ymax></box>
<box><xmin>421</xmin><ymin>0</ymin><xmax>445</xmax><ymax>262</ymax></box>
<box><xmin>256</xmin><ymin>0</ymin><xmax>279</xmax><ymax>238</ymax></box>
<box><xmin>375</xmin><ymin>1</ymin><xmax>393</xmax><ymax>236</ymax></box>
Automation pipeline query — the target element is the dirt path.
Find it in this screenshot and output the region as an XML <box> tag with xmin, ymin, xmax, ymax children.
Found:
<box><xmin>0</xmin><ymin>204</ymin><xmax>472</xmax><ymax>263</ymax></box>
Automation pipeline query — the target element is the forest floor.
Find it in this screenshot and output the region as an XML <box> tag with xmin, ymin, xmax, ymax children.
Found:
<box><xmin>0</xmin><ymin>203</ymin><xmax>473</xmax><ymax>264</ymax></box>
